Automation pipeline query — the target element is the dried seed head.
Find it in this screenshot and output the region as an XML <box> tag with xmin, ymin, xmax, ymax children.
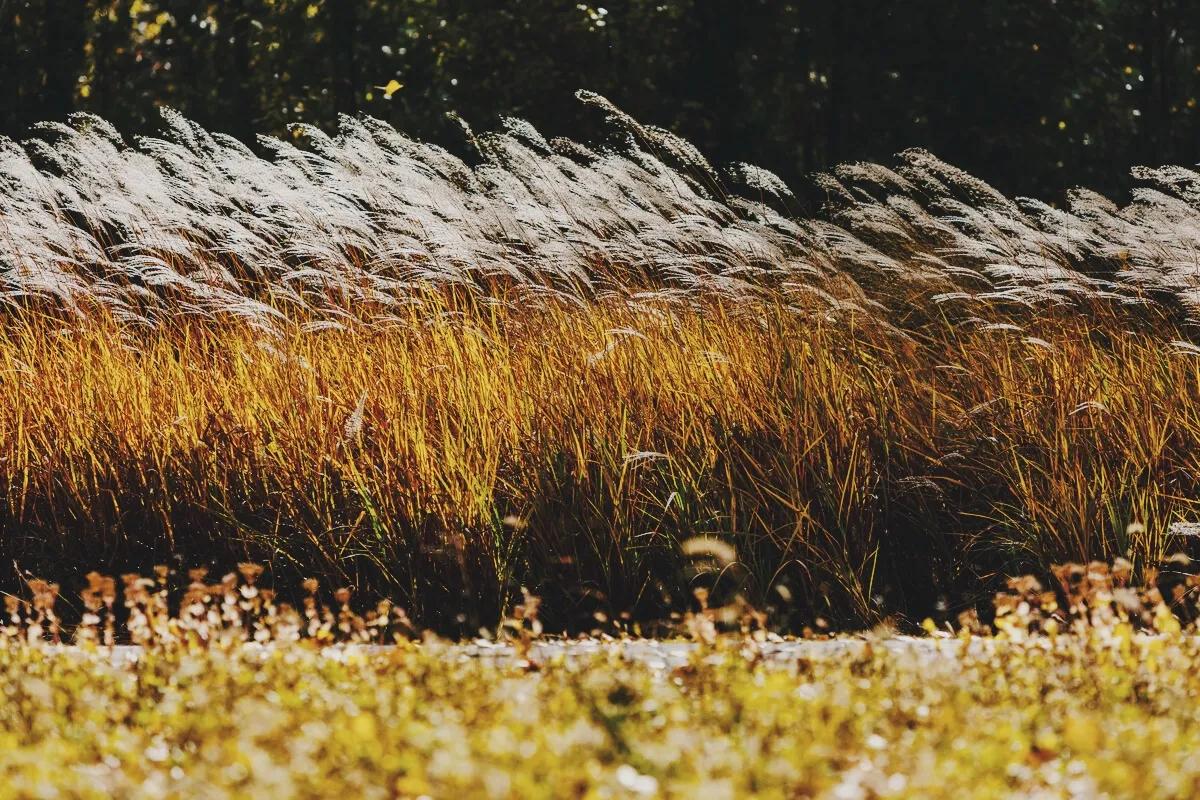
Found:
<box><xmin>1112</xmin><ymin>557</ymin><xmax>1134</xmax><ymax>584</ymax></box>
<box><xmin>680</xmin><ymin>536</ymin><xmax>737</xmax><ymax>567</ymax></box>
<box><xmin>237</xmin><ymin>563</ymin><xmax>265</xmax><ymax>583</ymax></box>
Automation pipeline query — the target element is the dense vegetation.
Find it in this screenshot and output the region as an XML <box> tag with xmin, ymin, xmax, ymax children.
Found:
<box><xmin>3</xmin><ymin>559</ymin><xmax>1200</xmax><ymax>798</ymax></box>
<box><xmin>5</xmin><ymin>0</ymin><xmax>1200</xmax><ymax>199</ymax></box>
<box><xmin>4</xmin><ymin>100</ymin><xmax>1200</xmax><ymax>627</ymax></box>
<box><xmin>10</xmin><ymin>636</ymin><xmax>1200</xmax><ymax>798</ymax></box>
<box><xmin>11</xmin><ymin>3</ymin><xmax>1200</xmax><ymax>795</ymax></box>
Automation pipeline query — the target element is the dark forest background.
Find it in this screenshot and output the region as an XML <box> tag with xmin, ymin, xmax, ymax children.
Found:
<box><xmin>3</xmin><ymin>0</ymin><xmax>1200</xmax><ymax>200</ymax></box>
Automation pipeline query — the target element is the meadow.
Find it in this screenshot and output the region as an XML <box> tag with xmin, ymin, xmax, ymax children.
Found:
<box><xmin>3</xmin><ymin>93</ymin><xmax>1200</xmax><ymax>629</ymax></box>
<box><xmin>0</xmin><ymin>559</ymin><xmax>1198</xmax><ymax>799</ymax></box>
<box><xmin>7</xmin><ymin>633</ymin><xmax>1200</xmax><ymax>799</ymax></box>
<box><xmin>7</xmin><ymin>91</ymin><xmax>1200</xmax><ymax>796</ymax></box>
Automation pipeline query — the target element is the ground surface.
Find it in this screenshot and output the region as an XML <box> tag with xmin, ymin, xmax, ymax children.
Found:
<box><xmin>3</xmin><ymin>633</ymin><xmax>1198</xmax><ymax>799</ymax></box>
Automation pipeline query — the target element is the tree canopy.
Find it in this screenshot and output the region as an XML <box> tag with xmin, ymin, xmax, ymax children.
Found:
<box><xmin>3</xmin><ymin>0</ymin><xmax>1198</xmax><ymax>200</ymax></box>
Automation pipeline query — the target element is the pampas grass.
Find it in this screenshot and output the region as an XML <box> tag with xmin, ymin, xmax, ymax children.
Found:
<box><xmin>3</xmin><ymin>94</ymin><xmax>1200</xmax><ymax>627</ymax></box>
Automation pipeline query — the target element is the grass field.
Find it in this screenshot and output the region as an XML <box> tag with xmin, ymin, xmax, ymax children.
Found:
<box><xmin>3</xmin><ymin>627</ymin><xmax>1200</xmax><ymax>798</ymax></box>
<box><xmin>7</xmin><ymin>96</ymin><xmax>1200</xmax><ymax>796</ymax></box>
<box><xmin>4</xmin><ymin>97</ymin><xmax>1200</xmax><ymax>629</ymax></box>
<box><xmin>0</xmin><ymin>553</ymin><xmax>1195</xmax><ymax>797</ymax></box>
<box><xmin>2</xmin><ymin>299</ymin><xmax>1198</xmax><ymax>630</ymax></box>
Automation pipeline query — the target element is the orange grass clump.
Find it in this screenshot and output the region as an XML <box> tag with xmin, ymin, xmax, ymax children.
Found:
<box><xmin>0</xmin><ymin>296</ymin><xmax>1197</xmax><ymax>629</ymax></box>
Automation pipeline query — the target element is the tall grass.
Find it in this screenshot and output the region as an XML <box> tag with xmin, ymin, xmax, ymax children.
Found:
<box><xmin>0</xmin><ymin>297</ymin><xmax>1196</xmax><ymax>628</ymax></box>
<box><xmin>3</xmin><ymin>94</ymin><xmax>1200</xmax><ymax>627</ymax></box>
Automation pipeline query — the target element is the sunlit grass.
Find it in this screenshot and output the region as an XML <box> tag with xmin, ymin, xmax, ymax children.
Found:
<box><xmin>0</xmin><ymin>294</ymin><xmax>1197</xmax><ymax>627</ymax></box>
<box><xmin>7</xmin><ymin>102</ymin><xmax>1200</xmax><ymax>626</ymax></box>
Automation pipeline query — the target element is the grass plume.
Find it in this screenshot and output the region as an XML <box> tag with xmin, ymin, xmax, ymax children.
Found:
<box><xmin>2</xmin><ymin>96</ymin><xmax>1200</xmax><ymax>627</ymax></box>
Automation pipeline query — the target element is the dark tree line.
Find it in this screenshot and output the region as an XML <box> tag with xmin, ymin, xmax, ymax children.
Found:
<box><xmin>3</xmin><ymin>0</ymin><xmax>1200</xmax><ymax>199</ymax></box>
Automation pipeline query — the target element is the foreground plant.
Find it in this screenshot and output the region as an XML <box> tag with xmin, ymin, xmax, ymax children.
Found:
<box><xmin>2</xmin><ymin>559</ymin><xmax>1200</xmax><ymax>796</ymax></box>
<box><xmin>2</xmin><ymin>621</ymin><xmax>1200</xmax><ymax>798</ymax></box>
